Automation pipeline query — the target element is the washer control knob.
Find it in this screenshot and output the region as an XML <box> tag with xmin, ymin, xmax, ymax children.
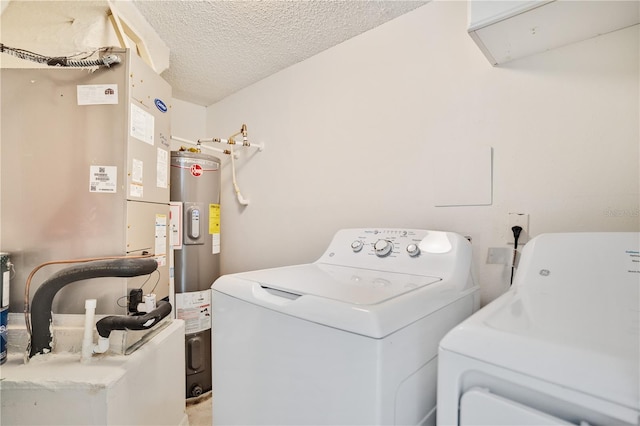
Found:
<box><xmin>351</xmin><ymin>240</ymin><xmax>364</xmax><ymax>252</ymax></box>
<box><xmin>374</xmin><ymin>239</ymin><xmax>393</xmax><ymax>257</ymax></box>
<box><xmin>406</xmin><ymin>243</ymin><xmax>420</xmax><ymax>257</ymax></box>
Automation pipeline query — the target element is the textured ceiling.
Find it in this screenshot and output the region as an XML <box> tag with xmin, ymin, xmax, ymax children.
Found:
<box><xmin>133</xmin><ymin>1</ymin><xmax>428</xmax><ymax>106</ymax></box>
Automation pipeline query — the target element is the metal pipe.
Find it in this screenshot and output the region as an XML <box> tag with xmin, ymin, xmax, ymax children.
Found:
<box><xmin>196</xmin><ymin>137</ymin><xmax>264</xmax><ymax>151</ymax></box>
<box><xmin>171</xmin><ymin>135</ymin><xmax>232</xmax><ymax>156</ymax></box>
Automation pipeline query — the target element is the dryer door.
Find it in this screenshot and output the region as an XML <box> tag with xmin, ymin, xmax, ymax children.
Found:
<box><xmin>460</xmin><ymin>388</ymin><xmax>572</xmax><ymax>426</ymax></box>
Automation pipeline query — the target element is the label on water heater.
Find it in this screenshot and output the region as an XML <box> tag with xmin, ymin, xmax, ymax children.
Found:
<box><xmin>190</xmin><ymin>164</ymin><xmax>203</xmax><ymax>177</ymax></box>
<box><xmin>209</xmin><ymin>204</ymin><xmax>220</xmax><ymax>235</ymax></box>
<box><xmin>210</xmin><ymin>204</ymin><xmax>220</xmax><ymax>254</ymax></box>
<box><xmin>212</xmin><ymin>234</ymin><xmax>220</xmax><ymax>255</ymax></box>
<box><xmin>176</xmin><ymin>290</ymin><xmax>212</xmax><ymax>333</ymax></box>
<box><xmin>2</xmin><ymin>271</ymin><xmax>8</xmax><ymax>307</ymax></box>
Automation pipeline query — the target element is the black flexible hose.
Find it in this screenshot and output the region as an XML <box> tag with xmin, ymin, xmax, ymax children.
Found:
<box><xmin>29</xmin><ymin>258</ymin><xmax>158</xmax><ymax>358</ymax></box>
<box><xmin>510</xmin><ymin>226</ymin><xmax>523</xmax><ymax>286</ymax></box>
<box><xmin>96</xmin><ymin>301</ymin><xmax>172</xmax><ymax>338</ymax></box>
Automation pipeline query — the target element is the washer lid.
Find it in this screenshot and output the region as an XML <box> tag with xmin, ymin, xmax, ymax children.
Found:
<box><xmin>440</xmin><ymin>232</ymin><xmax>640</xmax><ymax>412</ymax></box>
<box><xmin>230</xmin><ymin>263</ymin><xmax>441</xmax><ymax>305</ymax></box>
<box><xmin>212</xmin><ymin>263</ymin><xmax>477</xmax><ymax>338</ymax></box>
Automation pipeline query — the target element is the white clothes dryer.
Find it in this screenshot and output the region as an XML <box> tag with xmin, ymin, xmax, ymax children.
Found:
<box><xmin>211</xmin><ymin>228</ymin><xmax>480</xmax><ymax>425</ymax></box>
<box><xmin>437</xmin><ymin>232</ymin><xmax>640</xmax><ymax>426</ymax></box>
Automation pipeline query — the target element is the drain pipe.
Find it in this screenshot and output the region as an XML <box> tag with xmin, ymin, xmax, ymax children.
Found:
<box><xmin>93</xmin><ymin>300</ymin><xmax>172</xmax><ymax>354</ymax></box>
<box><xmin>81</xmin><ymin>299</ymin><xmax>97</xmax><ymax>363</ymax></box>
<box><xmin>29</xmin><ymin>258</ymin><xmax>158</xmax><ymax>358</ymax></box>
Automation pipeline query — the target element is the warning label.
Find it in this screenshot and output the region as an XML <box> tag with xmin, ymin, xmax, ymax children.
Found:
<box><xmin>175</xmin><ymin>290</ymin><xmax>211</xmax><ymax>333</ymax></box>
<box><xmin>209</xmin><ymin>204</ymin><xmax>220</xmax><ymax>234</ymax></box>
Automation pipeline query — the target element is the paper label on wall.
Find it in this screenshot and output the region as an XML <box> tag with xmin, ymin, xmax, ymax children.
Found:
<box><xmin>77</xmin><ymin>84</ymin><xmax>118</xmax><ymax>105</ymax></box>
<box><xmin>169</xmin><ymin>202</ymin><xmax>183</xmax><ymax>249</ymax></box>
<box><xmin>155</xmin><ymin>214</ymin><xmax>167</xmax><ymax>256</ymax></box>
<box><xmin>130</xmin><ymin>103</ymin><xmax>154</xmax><ymax>145</ymax></box>
<box><xmin>129</xmin><ymin>183</ymin><xmax>143</xmax><ymax>198</ymax></box>
<box><xmin>156</xmin><ymin>148</ymin><xmax>168</xmax><ymax>188</ymax></box>
<box><xmin>89</xmin><ymin>165</ymin><xmax>117</xmax><ymax>193</ymax></box>
<box><xmin>132</xmin><ymin>158</ymin><xmax>143</xmax><ymax>184</ymax></box>
<box><xmin>175</xmin><ymin>290</ymin><xmax>211</xmax><ymax>333</ymax></box>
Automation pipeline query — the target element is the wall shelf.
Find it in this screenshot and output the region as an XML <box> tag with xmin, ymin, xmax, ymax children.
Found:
<box><xmin>468</xmin><ymin>0</ymin><xmax>640</xmax><ymax>65</ymax></box>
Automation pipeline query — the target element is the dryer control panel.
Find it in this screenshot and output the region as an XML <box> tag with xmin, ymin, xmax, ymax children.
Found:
<box><xmin>316</xmin><ymin>228</ymin><xmax>471</xmax><ymax>278</ymax></box>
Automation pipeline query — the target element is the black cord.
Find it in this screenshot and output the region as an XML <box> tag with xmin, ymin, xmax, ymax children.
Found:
<box><xmin>147</xmin><ymin>270</ymin><xmax>161</xmax><ymax>294</ymax></box>
<box><xmin>116</xmin><ymin>295</ymin><xmax>129</xmax><ymax>308</ymax></box>
<box><xmin>0</xmin><ymin>43</ymin><xmax>120</xmax><ymax>67</ymax></box>
<box><xmin>510</xmin><ymin>226</ymin><xmax>523</xmax><ymax>286</ymax></box>
<box><xmin>140</xmin><ymin>269</ymin><xmax>160</xmax><ymax>294</ymax></box>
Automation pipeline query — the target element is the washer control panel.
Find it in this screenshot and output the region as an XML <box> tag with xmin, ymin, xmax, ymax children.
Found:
<box><xmin>347</xmin><ymin>229</ymin><xmax>426</xmax><ymax>258</ymax></box>
<box><xmin>318</xmin><ymin>228</ymin><xmax>464</xmax><ymax>275</ymax></box>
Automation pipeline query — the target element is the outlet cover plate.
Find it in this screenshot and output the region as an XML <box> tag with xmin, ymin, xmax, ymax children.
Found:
<box><xmin>507</xmin><ymin>212</ymin><xmax>529</xmax><ymax>244</ymax></box>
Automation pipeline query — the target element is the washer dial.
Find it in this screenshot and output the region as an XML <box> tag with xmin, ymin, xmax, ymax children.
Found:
<box><xmin>374</xmin><ymin>239</ymin><xmax>393</xmax><ymax>257</ymax></box>
<box><xmin>351</xmin><ymin>240</ymin><xmax>364</xmax><ymax>252</ymax></box>
<box><xmin>406</xmin><ymin>243</ymin><xmax>420</xmax><ymax>257</ymax></box>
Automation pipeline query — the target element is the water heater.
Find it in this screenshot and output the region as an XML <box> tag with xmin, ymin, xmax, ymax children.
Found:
<box><xmin>170</xmin><ymin>151</ymin><xmax>221</xmax><ymax>398</ymax></box>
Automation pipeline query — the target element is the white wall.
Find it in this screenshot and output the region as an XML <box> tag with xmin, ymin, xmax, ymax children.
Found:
<box><xmin>207</xmin><ymin>2</ymin><xmax>639</xmax><ymax>304</ymax></box>
<box><xmin>170</xmin><ymin>98</ymin><xmax>207</xmax><ymax>151</ymax></box>
<box><xmin>2</xmin><ymin>0</ymin><xmax>637</xmax><ymax>304</ymax></box>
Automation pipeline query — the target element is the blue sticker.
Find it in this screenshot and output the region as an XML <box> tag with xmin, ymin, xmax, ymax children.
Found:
<box><xmin>154</xmin><ymin>98</ymin><xmax>168</xmax><ymax>113</ymax></box>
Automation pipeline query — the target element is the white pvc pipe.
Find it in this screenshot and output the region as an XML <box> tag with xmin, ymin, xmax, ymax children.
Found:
<box><xmin>94</xmin><ymin>337</ymin><xmax>110</xmax><ymax>354</ymax></box>
<box><xmin>251</xmin><ymin>141</ymin><xmax>265</xmax><ymax>151</ymax></box>
<box><xmin>81</xmin><ymin>299</ymin><xmax>97</xmax><ymax>363</ymax></box>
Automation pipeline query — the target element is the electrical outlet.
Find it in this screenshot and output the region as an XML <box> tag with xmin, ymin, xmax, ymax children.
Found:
<box><xmin>507</xmin><ymin>213</ymin><xmax>529</xmax><ymax>244</ymax></box>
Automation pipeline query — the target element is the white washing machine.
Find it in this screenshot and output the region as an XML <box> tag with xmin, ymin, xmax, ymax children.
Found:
<box><xmin>211</xmin><ymin>228</ymin><xmax>480</xmax><ymax>425</ymax></box>
<box><xmin>437</xmin><ymin>232</ymin><xmax>640</xmax><ymax>426</ymax></box>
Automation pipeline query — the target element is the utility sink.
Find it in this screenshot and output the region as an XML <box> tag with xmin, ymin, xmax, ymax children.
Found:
<box><xmin>1</xmin><ymin>313</ymin><xmax>188</xmax><ymax>426</ymax></box>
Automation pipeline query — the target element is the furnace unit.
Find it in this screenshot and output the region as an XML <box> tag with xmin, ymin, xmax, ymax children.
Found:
<box><xmin>170</xmin><ymin>151</ymin><xmax>221</xmax><ymax>398</ymax></box>
<box><xmin>0</xmin><ymin>48</ymin><xmax>171</xmax><ymax>317</ymax></box>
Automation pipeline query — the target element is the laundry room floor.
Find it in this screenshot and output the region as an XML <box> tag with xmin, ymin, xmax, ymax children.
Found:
<box><xmin>186</xmin><ymin>392</ymin><xmax>213</xmax><ymax>425</ymax></box>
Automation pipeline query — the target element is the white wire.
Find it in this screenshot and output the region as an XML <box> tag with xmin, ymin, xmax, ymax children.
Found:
<box><xmin>230</xmin><ymin>145</ymin><xmax>250</xmax><ymax>206</ymax></box>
